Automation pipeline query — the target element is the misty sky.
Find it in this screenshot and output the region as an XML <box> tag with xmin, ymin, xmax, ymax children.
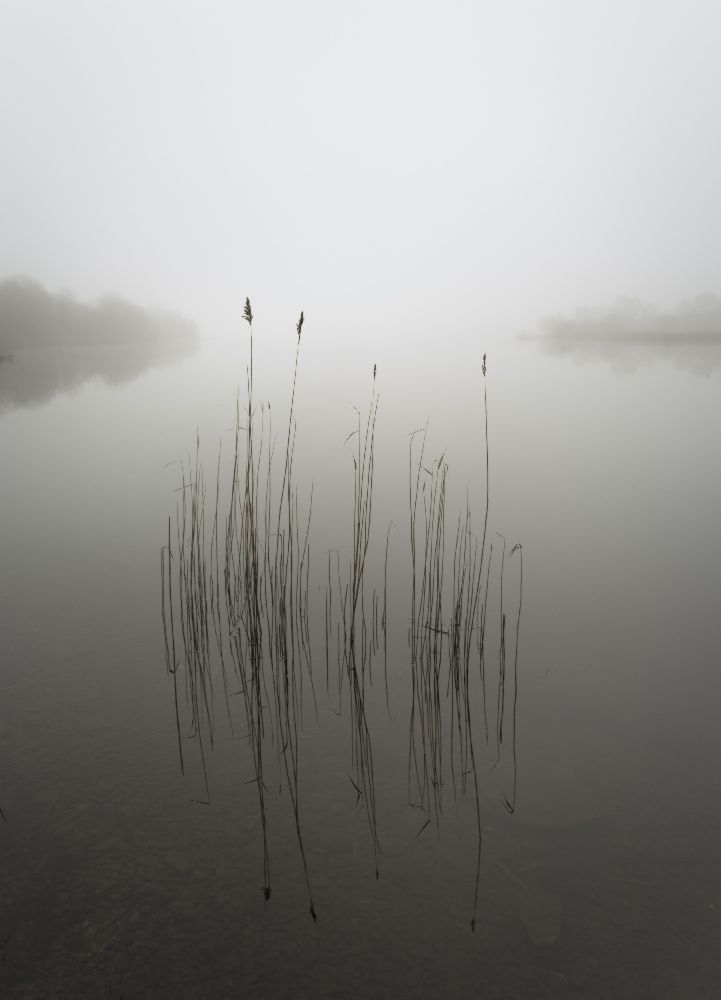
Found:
<box><xmin>2</xmin><ymin>0</ymin><xmax>720</xmax><ymax>349</ymax></box>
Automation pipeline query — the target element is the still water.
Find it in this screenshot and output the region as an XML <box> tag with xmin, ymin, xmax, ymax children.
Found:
<box><xmin>1</xmin><ymin>327</ymin><xmax>719</xmax><ymax>997</ymax></box>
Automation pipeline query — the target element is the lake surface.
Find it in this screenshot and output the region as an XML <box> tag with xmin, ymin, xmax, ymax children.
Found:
<box><xmin>1</xmin><ymin>329</ymin><xmax>719</xmax><ymax>998</ymax></box>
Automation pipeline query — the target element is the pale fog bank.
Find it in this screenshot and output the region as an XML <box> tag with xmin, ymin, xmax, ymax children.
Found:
<box><xmin>533</xmin><ymin>294</ymin><xmax>721</xmax><ymax>374</ymax></box>
<box><xmin>0</xmin><ymin>277</ymin><xmax>198</xmax><ymax>411</ymax></box>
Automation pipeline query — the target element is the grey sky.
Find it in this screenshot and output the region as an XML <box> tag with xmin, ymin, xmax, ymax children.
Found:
<box><xmin>2</xmin><ymin>0</ymin><xmax>720</xmax><ymax>348</ymax></box>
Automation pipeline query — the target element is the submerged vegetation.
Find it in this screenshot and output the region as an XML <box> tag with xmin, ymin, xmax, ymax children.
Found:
<box><xmin>161</xmin><ymin>301</ymin><xmax>522</xmax><ymax>928</ymax></box>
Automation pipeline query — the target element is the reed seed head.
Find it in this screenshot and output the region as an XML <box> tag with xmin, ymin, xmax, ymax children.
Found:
<box><xmin>243</xmin><ymin>297</ymin><xmax>253</xmax><ymax>325</ymax></box>
<box><xmin>296</xmin><ymin>310</ymin><xmax>304</xmax><ymax>342</ymax></box>
<box><xmin>482</xmin><ymin>352</ymin><xmax>487</xmax><ymax>376</ymax></box>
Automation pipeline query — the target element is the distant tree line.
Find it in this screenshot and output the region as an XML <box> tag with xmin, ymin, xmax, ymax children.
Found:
<box><xmin>0</xmin><ymin>276</ymin><xmax>197</xmax><ymax>353</ymax></box>
<box><xmin>544</xmin><ymin>294</ymin><xmax>721</xmax><ymax>343</ymax></box>
<box><xmin>0</xmin><ymin>276</ymin><xmax>198</xmax><ymax>410</ymax></box>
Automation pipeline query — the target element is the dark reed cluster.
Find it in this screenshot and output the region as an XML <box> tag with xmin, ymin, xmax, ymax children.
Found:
<box><xmin>161</xmin><ymin>305</ymin><xmax>522</xmax><ymax>928</ymax></box>
<box><xmin>162</xmin><ymin>299</ymin><xmax>317</xmax><ymax>918</ymax></box>
<box><xmin>324</xmin><ymin>379</ymin><xmax>381</xmax><ymax>877</ymax></box>
<box><xmin>406</xmin><ymin>361</ymin><xmax>523</xmax><ymax>928</ymax></box>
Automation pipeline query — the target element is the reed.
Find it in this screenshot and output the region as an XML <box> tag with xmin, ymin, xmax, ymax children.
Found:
<box><xmin>160</xmin><ymin>314</ymin><xmax>522</xmax><ymax>928</ymax></box>
<box><xmin>405</xmin><ymin>355</ymin><xmax>523</xmax><ymax>930</ymax></box>
<box><xmin>341</xmin><ymin>377</ymin><xmax>381</xmax><ymax>875</ymax></box>
<box><xmin>162</xmin><ymin>300</ymin><xmax>316</xmax><ymax>917</ymax></box>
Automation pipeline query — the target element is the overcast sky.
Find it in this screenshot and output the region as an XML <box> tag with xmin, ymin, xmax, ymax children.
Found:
<box><xmin>2</xmin><ymin>0</ymin><xmax>720</xmax><ymax>348</ymax></box>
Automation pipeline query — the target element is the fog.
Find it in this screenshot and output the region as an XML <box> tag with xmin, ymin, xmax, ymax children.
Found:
<box><xmin>1</xmin><ymin>0</ymin><xmax>720</xmax><ymax>348</ymax></box>
<box><xmin>0</xmin><ymin>277</ymin><xmax>197</xmax><ymax>409</ymax></box>
<box><xmin>2</xmin><ymin>3</ymin><xmax>721</xmax><ymax>996</ymax></box>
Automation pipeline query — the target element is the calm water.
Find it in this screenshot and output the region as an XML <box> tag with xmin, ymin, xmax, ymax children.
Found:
<box><xmin>1</xmin><ymin>331</ymin><xmax>719</xmax><ymax>998</ymax></box>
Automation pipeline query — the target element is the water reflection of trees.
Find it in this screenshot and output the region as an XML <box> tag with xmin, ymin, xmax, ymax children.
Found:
<box><xmin>0</xmin><ymin>276</ymin><xmax>198</xmax><ymax>410</ymax></box>
<box><xmin>536</xmin><ymin>295</ymin><xmax>721</xmax><ymax>375</ymax></box>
